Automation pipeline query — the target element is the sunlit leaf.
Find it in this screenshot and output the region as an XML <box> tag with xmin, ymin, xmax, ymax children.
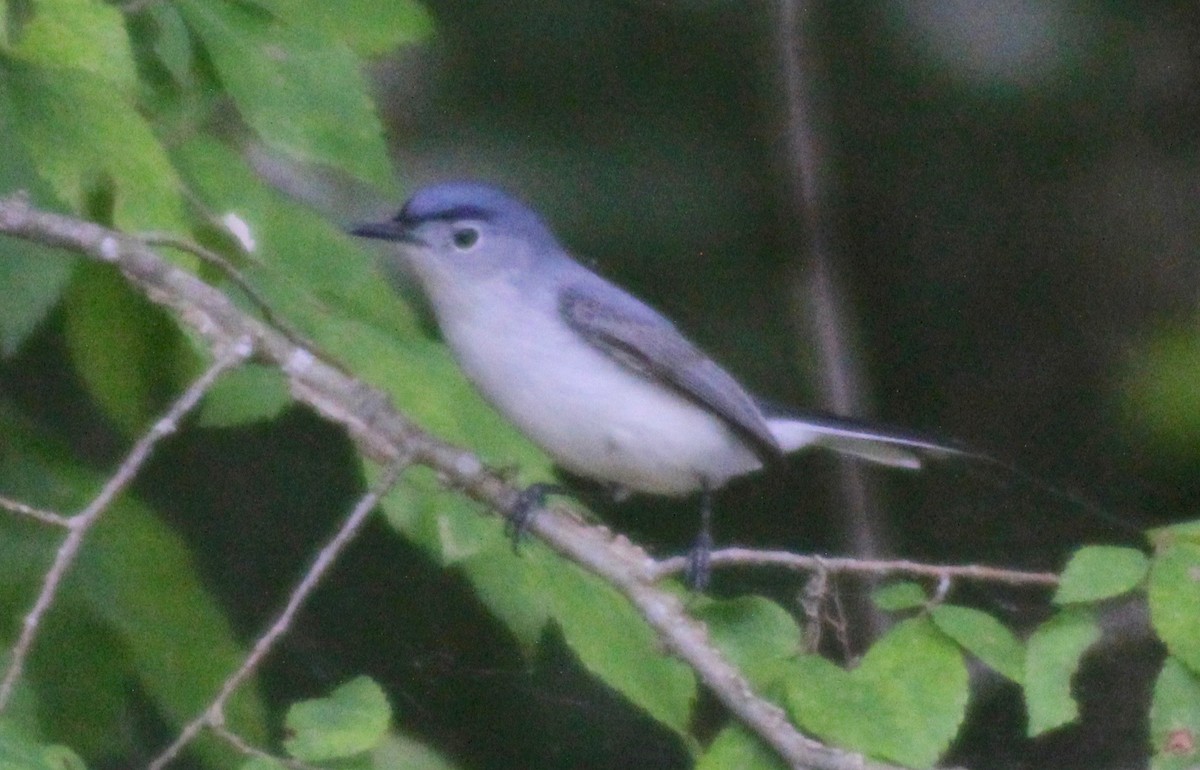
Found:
<box><xmin>1149</xmin><ymin>657</ymin><xmax>1200</xmax><ymax>770</ymax></box>
<box><xmin>1024</xmin><ymin>607</ymin><xmax>1099</xmax><ymax>736</ymax></box>
<box><xmin>872</xmin><ymin>581</ymin><xmax>927</xmax><ymax>611</ymax></box>
<box><xmin>693</xmin><ymin>596</ymin><xmax>801</xmax><ymax>689</ymax></box>
<box><xmin>1149</xmin><ymin>542</ymin><xmax>1200</xmax><ymax>676</ymax></box>
<box><xmin>1</xmin><ymin>60</ymin><xmax>184</xmax><ymax>230</ymax></box>
<box><xmin>697</xmin><ymin>723</ymin><xmax>786</xmax><ymax>770</ymax></box>
<box><xmin>545</xmin><ymin>561</ymin><xmax>696</xmax><ymax>736</ymax></box>
<box><xmin>786</xmin><ymin>617</ymin><xmax>969</xmax><ymax>768</ymax></box>
<box><xmin>284</xmin><ymin>676</ymin><xmax>391</xmax><ymax>762</ymax></box>
<box><xmin>10</xmin><ymin>0</ymin><xmax>137</xmax><ymax>91</ymax></box>
<box><xmin>1055</xmin><ymin>545</ymin><xmax>1149</xmax><ymax>604</ymax></box>
<box><xmin>176</xmin><ymin>0</ymin><xmax>395</xmax><ymax>191</ymax></box>
<box><xmin>61</xmin><ymin>262</ymin><xmax>195</xmax><ymax>434</ymax></box>
<box><xmin>931</xmin><ymin>604</ymin><xmax>1024</xmax><ymax>683</ymax></box>
<box><xmin>257</xmin><ymin>0</ymin><xmax>434</xmax><ymax>56</ymax></box>
<box><xmin>196</xmin><ymin>363</ymin><xmax>291</xmax><ymax>427</ymax></box>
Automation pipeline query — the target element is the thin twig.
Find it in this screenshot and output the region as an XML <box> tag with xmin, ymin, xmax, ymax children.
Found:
<box><xmin>211</xmin><ymin>724</ymin><xmax>321</xmax><ymax>770</ymax></box>
<box><xmin>0</xmin><ymin>495</ymin><xmax>71</xmax><ymax>528</ymax></box>
<box><xmin>140</xmin><ymin>231</ymin><xmax>315</xmax><ymax>351</ymax></box>
<box><xmin>0</xmin><ymin>343</ymin><xmax>251</xmax><ymax>711</ymax></box>
<box><xmin>649</xmin><ymin>548</ymin><xmax>1060</xmax><ymax>587</ymax></box>
<box><xmin>147</xmin><ymin>459</ymin><xmax>408</xmax><ymax>770</ymax></box>
<box><xmin>801</xmin><ymin>568</ymin><xmax>827</xmax><ymax>652</ymax></box>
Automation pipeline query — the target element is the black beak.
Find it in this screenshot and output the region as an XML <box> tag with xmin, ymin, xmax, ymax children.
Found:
<box><xmin>347</xmin><ymin>219</ymin><xmax>426</xmax><ymax>245</ymax></box>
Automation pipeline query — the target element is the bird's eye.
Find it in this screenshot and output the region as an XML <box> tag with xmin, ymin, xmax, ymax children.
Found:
<box><xmin>452</xmin><ymin>227</ymin><xmax>480</xmax><ymax>250</ymax></box>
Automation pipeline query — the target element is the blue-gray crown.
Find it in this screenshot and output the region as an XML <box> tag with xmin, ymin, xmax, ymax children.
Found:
<box><xmin>397</xmin><ymin>181</ymin><xmax>551</xmax><ymax>235</ymax></box>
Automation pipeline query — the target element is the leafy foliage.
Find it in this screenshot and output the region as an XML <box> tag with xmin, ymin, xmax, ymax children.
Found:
<box><xmin>1055</xmin><ymin>545</ymin><xmax>1149</xmax><ymax>604</ymax></box>
<box><xmin>1149</xmin><ymin>658</ymin><xmax>1200</xmax><ymax>770</ymax></box>
<box><xmin>283</xmin><ymin>676</ymin><xmax>391</xmax><ymax>762</ymax></box>
<box><xmin>1024</xmin><ymin>606</ymin><xmax>1101</xmax><ymax>736</ymax></box>
<box><xmin>0</xmin><ymin>1</ymin><xmax>1194</xmax><ymax>769</ymax></box>
<box><xmin>0</xmin><ymin>410</ymin><xmax>268</xmax><ymax>766</ymax></box>
<box><xmin>787</xmin><ymin>618</ymin><xmax>970</xmax><ymax>768</ymax></box>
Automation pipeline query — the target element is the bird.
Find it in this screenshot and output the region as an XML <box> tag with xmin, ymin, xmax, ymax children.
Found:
<box><xmin>350</xmin><ymin>181</ymin><xmax>973</xmax><ymax>586</ymax></box>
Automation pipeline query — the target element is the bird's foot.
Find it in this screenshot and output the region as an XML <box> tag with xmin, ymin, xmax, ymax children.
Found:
<box><xmin>505</xmin><ymin>482</ymin><xmax>566</xmax><ymax>549</ymax></box>
<box><xmin>684</xmin><ymin>528</ymin><xmax>713</xmax><ymax>591</ymax></box>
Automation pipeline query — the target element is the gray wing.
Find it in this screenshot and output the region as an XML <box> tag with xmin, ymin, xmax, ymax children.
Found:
<box><xmin>559</xmin><ymin>285</ymin><xmax>783</xmax><ymax>463</ymax></box>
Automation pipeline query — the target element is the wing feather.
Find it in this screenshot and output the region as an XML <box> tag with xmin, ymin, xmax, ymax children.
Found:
<box><xmin>560</xmin><ymin>286</ymin><xmax>782</xmax><ymax>463</ymax></box>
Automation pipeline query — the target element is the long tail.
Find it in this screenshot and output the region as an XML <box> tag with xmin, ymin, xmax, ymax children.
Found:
<box><xmin>763</xmin><ymin>407</ymin><xmax>1142</xmax><ymax>535</ymax></box>
<box><xmin>765</xmin><ymin>410</ymin><xmax>966</xmax><ymax>469</ymax></box>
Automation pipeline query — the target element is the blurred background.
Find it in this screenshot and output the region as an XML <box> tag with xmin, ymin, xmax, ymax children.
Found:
<box><xmin>347</xmin><ymin>0</ymin><xmax>1200</xmax><ymax>568</ymax></box>
<box><xmin>5</xmin><ymin>0</ymin><xmax>1199</xmax><ymax>767</ymax></box>
<box><xmin>261</xmin><ymin>1</ymin><xmax>1200</xmax><ymax>766</ymax></box>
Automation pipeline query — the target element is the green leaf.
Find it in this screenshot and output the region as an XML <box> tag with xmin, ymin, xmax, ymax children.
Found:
<box><xmin>693</xmin><ymin>596</ymin><xmax>801</xmax><ymax>689</ymax></box>
<box><xmin>175</xmin><ymin>0</ymin><xmax>396</xmax><ymax>191</ymax></box>
<box><xmin>0</xmin><ymin>107</ymin><xmax>74</xmax><ymax>357</ymax></box>
<box><xmin>930</xmin><ymin>604</ymin><xmax>1024</xmax><ymax>683</ymax></box>
<box><xmin>196</xmin><ymin>363</ymin><xmax>291</xmax><ymax>427</ymax></box>
<box><xmin>61</xmin><ymin>262</ymin><xmax>196</xmax><ymax>434</ymax></box>
<box><xmin>545</xmin><ymin>559</ymin><xmax>697</xmax><ymax>736</ymax></box>
<box><xmin>1149</xmin><ymin>542</ymin><xmax>1200</xmax><ymax>675</ymax></box>
<box><xmin>145</xmin><ymin>3</ymin><xmax>196</xmax><ymax>86</ymax></box>
<box><xmin>697</xmin><ymin>723</ymin><xmax>787</xmax><ymax>770</ymax></box>
<box><xmin>37</xmin><ymin>745</ymin><xmax>86</xmax><ymax>770</ymax></box>
<box><xmin>0</xmin><ymin>724</ymin><xmax>86</xmax><ymax>770</ymax></box>
<box><xmin>378</xmin><ymin>467</ymin><xmax>501</xmax><ymax>566</ymax></box>
<box><xmin>786</xmin><ymin>617</ymin><xmax>969</xmax><ymax>768</ymax></box>
<box><xmin>1054</xmin><ymin>545</ymin><xmax>1149</xmax><ymax>604</ymax></box>
<box><xmin>1150</xmin><ymin>657</ymin><xmax>1200</xmax><ymax>770</ymax></box>
<box><xmin>1</xmin><ymin>60</ymin><xmax>184</xmax><ymax>230</ymax></box>
<box><xmin>257</xmin><ymin>0</ymin><xmax>434</xmax><ymax>56</ymax></box>
<box><xmin>0</xmin><ymin>237</ymin><xmax>75</xmax><ymax>359</ymax></box>
<box><xmin>0</xmin><ymin>675</ymin><xmax>44</xmax><ymax>750</ymax></box>
<box><xmin>239</xmin><ymin>759</ymin><xmax>287</xmax><ymax>770</ymax></box>
<box><xmin>872</xmin><ymin>581</ymin><xmax>928</xmax><ymax>611</ymax></box>
<box><xmin>0</xmin><ymin>414</ymin><xmax>269</xmax><ymax>767</ymax></box>
<box><xmin>26</xmin><ymin>609</ymin><xmax>136</xmax><ymax>758</ymax></box>
<box><xmin>10</xmin><ymin>0</ymin><xmax>137</xmax><ymax>91</ymax></box>
<box><xmin>81</xmin><ymin>500</ymin><xmax>269</xmax><ymax>765</ymax></box>
<box><xmin>1148</xmin><ymin>519</ymin><xmax>1200</xmax><ymax>549</ymax></box>
<box><xmin>371</xmin><ymin>729</ymin><xmax>462</xmax><ymax>770</ymax></box>
<box><xmin>1024</xmin><ymin>606</ymin><xmax>1100</xmax><ymax>736</ymax></box>
<box><xmin>456</xmin><ymin>541</ymin><xmax>554</xmax><ymax>649</ymax></box>
<box><xmin>284</xmin><ymin>677</ymin><xmax>391</xmax><ymax>762</ymax></box>
<box><xmin>172</xmin><ymin>135</ymin><xmax>412</xmax><ymax>337</ymax></box>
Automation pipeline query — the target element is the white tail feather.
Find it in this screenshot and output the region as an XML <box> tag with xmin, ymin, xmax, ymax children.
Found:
<box><xmin>767</xmin><ymin>417</ymin><xmax>962</xmax><ymax>470</ymax></box>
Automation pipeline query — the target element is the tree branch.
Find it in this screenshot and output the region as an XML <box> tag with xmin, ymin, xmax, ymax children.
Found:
<box><xmin>147</xmin><ymin>460</ymin><xmax>408</xmax><ymax>770</ymax></box>
<box><xmin>0</xmin><ymin>495</ymin><xmax>71</xmax><ymax>528</ymax></box>
<box><xmin>0</xmin><ymin>341</ymin><xmax>250</xmax><ymax>710</ymax></box>
<box><xmin>650</xmin><ymin>547</ymin><xmax>1060</xmax><ymax>587</ymax></box>
<box><xmin>1</xmin><ymin>192</ymin><xmax>951</xmax><ymax>770</ymax></box>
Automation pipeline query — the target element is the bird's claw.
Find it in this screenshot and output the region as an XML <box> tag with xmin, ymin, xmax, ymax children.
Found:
<box><xmin>505</xmin><ymin>482</ymin><xmax>565</xmax><ymax>550</ymax></box>
<box><xmin>684</xmin><ymin>528</ymin><xmax>713</xmax><ymax>591</ymax></box>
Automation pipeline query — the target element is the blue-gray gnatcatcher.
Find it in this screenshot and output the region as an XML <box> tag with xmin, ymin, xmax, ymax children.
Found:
<box><xmin>351</xmin><ymin>181</ymin><xmax>967</xmax><ymax>582</ymax></box>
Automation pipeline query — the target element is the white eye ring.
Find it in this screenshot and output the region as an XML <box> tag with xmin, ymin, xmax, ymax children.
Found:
<box><xmin>452</xmin><ymin>227</ymin><xmax>480</xmax><ymax>250</ymax></box>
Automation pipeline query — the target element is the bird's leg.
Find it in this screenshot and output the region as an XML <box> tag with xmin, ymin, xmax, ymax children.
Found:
<box><xmin>685</xmin><ymin>483</ymin><xmax>715</xmax><ymax>590</ymax></box>
<box><xmin>505</xmin><ymin>482</ymin><xmax>566</xmax><ymax>548</ymax></box>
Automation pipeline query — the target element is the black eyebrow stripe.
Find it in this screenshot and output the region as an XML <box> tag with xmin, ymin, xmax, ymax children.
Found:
<box><xmin>394</xmin><ymin>204</ymin><xmax>495</xmax><ymax>225</ymax></box>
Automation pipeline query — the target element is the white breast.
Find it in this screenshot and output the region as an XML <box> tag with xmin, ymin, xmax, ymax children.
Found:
<box><xmin>435</xmin><ymin>279</ymin><xmax>762</xmax><ymax>496</ymax></box>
